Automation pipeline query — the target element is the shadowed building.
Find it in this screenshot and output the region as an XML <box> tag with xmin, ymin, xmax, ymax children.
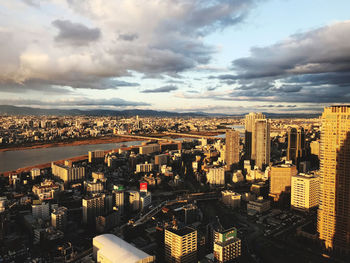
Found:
<box><xmin>287</xmin><ymin>127</ymin><xmax>306</xmax><ymax>165</ymax></box>
<box><xmin>255</xmin><ymin>119</ymin><xmax>270</xmax><ymax>170</ymax></box>
<box><xmin>225</xmin><ymin>129</ymin><xmax>240</xmax><ymax>171</ymax></box>
<box><xmin>317</xmin><ymin>105</ymin><xmax>350</xmax><ymax>254</ymax></box>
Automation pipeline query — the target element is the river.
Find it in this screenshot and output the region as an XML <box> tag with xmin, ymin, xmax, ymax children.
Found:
<box><xmin>0</xmin><ymin>140</ymin><xmax>144</xmax><ymax>173</ymax></box>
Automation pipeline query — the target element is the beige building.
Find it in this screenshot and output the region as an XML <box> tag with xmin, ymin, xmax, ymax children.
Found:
<box><xmin>225</xmin><ymin>129</ymin><xmax>240</xmax><ymax>171</ymax></box>
<box><xmin>206</xmin><ymin>167</ymin><xmax>225</xmax><ymax>186</ymax></box>
<box><xmin>310</xmin><ymin>140</ymin><xmax>320</xmax><ymax>157</ymax></box>
<box><xmin>165</xmin><ymin>227</ymin><xmax>197</xmax><ymax>263</ymax></box>
<box><xmin>51</xmin><ymin>161</ymin><xmax>85</xmax><ymax>184</ymax></box>
<box><xmin>245</xmin><ymin>112</ymin><xmax>266</xmax><ymax>160</ymax></box>
<box><xmin>213</xmin><ymin>227</ymin><xmax>241</xmax><ymax>263</ymax></box>
<box><xmin>51</xmin><ymin>206</ymin><xmax>68</xmax><ymax>231</ymax></box>
<box><xmin>254</xmin><ymin>119</ymin><xmax>270</xmax><ymax>170</ymax></box>
<box><xmin>247</xmin><ymin>197</ymin><xmax>271</xmax><ymax>215</ymax></box>
<box><xmin>291</xmin><ymin>174</ymin><xmax>319</xmax><ymax>211</ymax></box>
<box><xmin>269</xmin><ymin>163</ymin><xmax>297</xmax><ymax>201</ymax></box>
<box><xmin>317</xmin><ymin>105</ymin><xmax>350</xmax><ymax>254</ymax></box>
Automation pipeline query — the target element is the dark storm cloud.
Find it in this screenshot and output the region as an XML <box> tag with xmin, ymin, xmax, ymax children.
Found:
<box><xmin>52</xmin><ymin>19</ymin><xmax>101</xmax><ymax>46</ymax></box>
<box><xmin>141</xmin><ymin>85</ymin><xmax>178</xmax><ymax>93</ymax></box>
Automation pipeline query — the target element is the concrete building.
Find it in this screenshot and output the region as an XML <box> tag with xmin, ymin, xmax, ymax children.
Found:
<box><xmin>32</xmin><ymin>180</ymin><xmax>61</xmax><ymax>200</ymax></box>
<box><xmin>88</xmin><ymin>150</ymin><xmax>105</xmax><ymax>163</ymax></box>
<box><xmin>165</xmin><ymin>227</ymin><xmax>197</xmax><ymax>263</ymax></box>
<box><xmin>82</xmin><ymin>194</ymin><xmax>105</xmax><ymax>225</ymax></box>
<box><xmin>317</xmin><ymin>105</ymin><xmax>350</xmax><ymax>254</ymax></box>
<box><xmin>269</xmin><ymin>162</ymin><xmax>298</xmax><ymax>201</ymax></box>
<box><xmin>128</xmin><ymin>191</ymin><xmax>140</xmax><ymax>211</ymax></box>
<box><xmin>254</xmin><ymin>119</ymin><xmax>270</xmax><ymax>170</ymax></box>
<box><xmin>232</xmin><ymin>170</ymin><xmax>244</xmax><ymax>183</ymax></box>
<box><xmin>140</xmin><ymin>191</ymin><xmax>152</xmax><ymax>210</ymax></box>
<box><xmin>244</xmin><ymin>112</ymin><xmax>266</xmax><ymax>160</ymax></box>
<box><xmin>310</xmin><ymin>140</ymin><xmax>320</xmax><ymax>157</ymax></box>
<box><xmin>51</xmin><ymin>206</ymin><xmax>68</xmax><ymax>231</ymax></box>
<box><xmin>113</xmin><ymin>190</ymin><xmax>125</xmax><ymax>214</ymax></box>
<box><xmin>213</xmin><ymin>227</ymin><xmax>241</xmax><ymax>263</ymax></box>
<box><xmin>140</xmin><ymin>144</ymin><xmax>160</xmax><ymax>155</ymax></box>
<box><xmin>221</xmin><ymin>190</ymin><xmax>241</xmax><ymax>208</ymax></box>
<box><xmin>136</xmin><ymin>163</ymin><xmax>154</xmax><ymax>173</ymax></box>
<box><xmin>291</xmin><ymin>174</ymin><xmax>319</xmax><ymax>211</ymax></box>
<box><xmin>225</xmin><ymin>129</ymin><xmax>240</xmax><ymax>171</ymax></box>
<box><xmin>287</xmin><ymin>127</ymin><xmax>306</xmax><ymax>165</ymax></box>
<box><xmin>31</xmin><ymin>168</ymin><xmax>41</xmax><ymax>180</ymax></box>
<box><xmin>32</xmin><ymin>201</ymin><xmax>50</xmax><ymax>220</ymax></box>
<box><xmin>85</xmin><ymin>179</ymin><xmax>104</xmax><ymax>194</ymax></box>
<box><xmin>247</xmin><ymin>197</ymin><xmax>271</xmax><ymax>215</ymax></box>
<box><xmin>93</xmin><ymin>234</ymin><xmax>155</xmax><ymax>263</ymax></box>
<box><xmin>155</xmin><ymin>154</ymin><xmax>169</xmax><ymax>167</ymax></box>
<box><xmin>206</xmin><ymin>167</ymin><xmax>225</xmax><ymax>186</ymax></box>
<box><xmin>51</xmin><ymin>162</ymin><xmax>85</xmax><ymax>184</ymax></box>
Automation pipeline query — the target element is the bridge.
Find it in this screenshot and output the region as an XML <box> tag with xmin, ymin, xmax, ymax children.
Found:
<box><xmin>162</xmin><ymin>132</ymin><xmax>222</xmax><ymax>140</ymax></box>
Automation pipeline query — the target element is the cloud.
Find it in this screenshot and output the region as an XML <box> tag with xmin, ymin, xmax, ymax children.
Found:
<box><xmin>0</xmin><ymin>97</ymin><xmax>150</xmax><ymax>108</ymax></box>
<box><xmin>141</xmin><ymin>85</ymin><xmax>178</xmax><ymax>93</ymax></box>
<box><xmin>118</xmin><ymin>33</ymin><xmax>138</xmax><ymax>41</ymax></box>
<box><xmin>0</xmin><ymin>0</ymin><xmax>261</xmax><ymax>94</ymax></box>
<box><xmin>231</xmin><ymin>20</ymin><xmax>350</xmax><ymax>79</ymax></box>
<box><xmin>52</xmin><ymin>19</ymin><xmax>101</xmax><ymax>46</ymax></box>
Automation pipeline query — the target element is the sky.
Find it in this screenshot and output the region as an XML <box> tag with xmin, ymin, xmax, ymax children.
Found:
<box><xmin>1</xmin><ymin>0</ymin><xmax>350</xmax><ymax>114</ymax></box>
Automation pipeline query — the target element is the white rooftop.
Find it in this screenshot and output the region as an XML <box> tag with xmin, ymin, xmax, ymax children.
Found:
<box><xmin>93</xmin><ymin>234</ymin><xmax>154</xmax><ymax>263</ymax></box>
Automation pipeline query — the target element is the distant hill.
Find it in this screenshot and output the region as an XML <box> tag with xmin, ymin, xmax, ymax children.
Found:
<box><xmin>0</xmin><ymin>105</ymin><xmax>321</xmax><ymax>118</ymax></box>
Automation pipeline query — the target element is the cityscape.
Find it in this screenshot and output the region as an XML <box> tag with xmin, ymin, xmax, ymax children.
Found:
<box><xmin>0</xmin><ymin>1</ymin><xmax>350</xmax><ymax>263</ymax></box>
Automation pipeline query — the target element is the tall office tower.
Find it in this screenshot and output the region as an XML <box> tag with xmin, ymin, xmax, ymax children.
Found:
<box><xmin>32</xmin><ymin>201</ymin><xmax>50</xmax><ymax>220</ymax></box>
<box><xmin>225</xmin><ymin>129</ymin><xmax>240</xmax><ymax>171</ymax></box>
<box><xmin>114</xmin><ymin>190</ymin><xmax>124</xmax><ymax>214</ymax></box>
<box><xmin>164</xmin><ymin>226</ymin><xmax>197</xmax><ymax>263</ymax></box>
<box><xmin>51</xmin><ymin>206</ymin><xmax>68</xmax><ymax>231</ymax></box>
<box><xmin>287</xmin><ymin>127</ymin><xmax>306</xmax><ymax>165</ymax></box>
<box><xmin>291</xmin><ymin>174</ymin><xmax>319</xmax><ymax>211</ymax></box>
<box><xmin>244</xmin><ymin>112</ymin><xmax>266</xmax><ymax>160</ymax></box>
<box><xmin>317</xmin><ymin>105</ymin><xmax>350</xmax><ymax>254</ymax></box>
<box><xmin>269</xmin><ymin>163</ymin><xmax>298</xmax><ymax>201</ymax></box>
<box><xmin>213</xmin><ymin>227</ymin><xmax>241</xmax><ymax>263</ymax></box>
<box><xmin>82</xmin><ymin>194</ymin><xmax>105</xmax><ymax>225</ymax></box>
<box><xmin>255</xmin><ymin>119</ymin><xmax>271</xmax><ymax>170</ymax></box>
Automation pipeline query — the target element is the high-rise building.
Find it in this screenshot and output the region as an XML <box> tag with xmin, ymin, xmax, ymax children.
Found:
<box><xmin>244</xmin><ymin>112</ymin><xmax>266</xmax><ymax>160</ymax></box>
<box><xmin>291</xmin><ymin>174</ymin><xmax>319</xmax><ymax>211</ymax></box>
<box><xmin>317</xmin><ymin>105</ymin><xmax>350</xmax><ymax>254</ymax></box>
<box><xmin>113</xmin><ymin>190</ymin><xmax>125</xmax><ymax>214</ymax></box>
<box><xmin>164</xmin><ymin>227</ymin><xmax>197</xmax><ymax>263</ymax></box>
<box><xmin>269</xmin><ymin>162</ymin><xmax>298</xmax><ymax>201</ymax></box>
<box><xmin>82</xmin><ymin>194</ymin><xmax>105</xmax><ymax>225</ymax></box>
<box><xmin>310</xmin><ymin>140</ymin><xmax>320</xmax><ymax>158</ymax></box>
<box><xmin>287</xmin><ymin>127</ymin><xmax>305</xmax><ymax>165</ymax></box>
<box><xmin>255</xmin><ymin>119</ymin><xmax>270</xmax><ymax>170</ymax></box>
<box><xmin>51</xmin><ymin>206</ymin><xmax>68</xmax><ymax>231</ymax></box>
<box><xmin>213</xmin><ymin>227</ymin><xmax>241</xmax><ymax>263</ymax></box>
<box><xmin>225</xmin><ymin>129</ymin><xmax>240</xmax><ymax>171</ymax></box>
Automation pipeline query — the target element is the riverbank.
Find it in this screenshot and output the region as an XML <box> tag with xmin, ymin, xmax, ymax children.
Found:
<box><xmin>0</xmin><ymin>136</ymin><xmax>139</xmax><ymax>153</ymax></box>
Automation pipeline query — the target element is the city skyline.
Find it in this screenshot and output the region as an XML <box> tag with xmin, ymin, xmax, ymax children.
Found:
<box><xmin>1</xmin><ymin>0</ymin><xmax>350</xmax><ymax>114</ymax></box>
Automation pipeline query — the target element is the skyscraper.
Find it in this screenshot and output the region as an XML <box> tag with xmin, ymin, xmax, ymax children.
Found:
<box><xmin>225</xmin><ymin>129</ymin><xmax>240</xmax><ymax>171</ymax></box>
<box><xmin>244</xmin><ymin>112</ymin><xmax>266</xmax><ymax>160</ymax></box>
<box><xmin>287</xmin><ymin>127</ymin><xmax>305</xmax><ymax>165</ymax></box>
<box><xmin>291</xmin><ymin>174</ymin><xmax>319</xmax><ymax>212</ymax></box>
<box><xmin>317</xmin><ymin>105</ymin><xmax>350</xmax><ymax>254</ymax></box>
<box><xmin>255</xmin><ymin>119</ymin><xmax>270</xmax><ymax>170</ymax></box>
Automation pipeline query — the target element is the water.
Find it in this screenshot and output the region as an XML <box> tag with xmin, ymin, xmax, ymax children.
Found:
<box><xmin>0</xmin><ymin>141</ymin><xmax>143</xmax><ymax>173</ymax></box>
<box><xmin>216</xmin><ymin>125</ymin><xmax>245</xmax><ymax>138</ymax></box>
